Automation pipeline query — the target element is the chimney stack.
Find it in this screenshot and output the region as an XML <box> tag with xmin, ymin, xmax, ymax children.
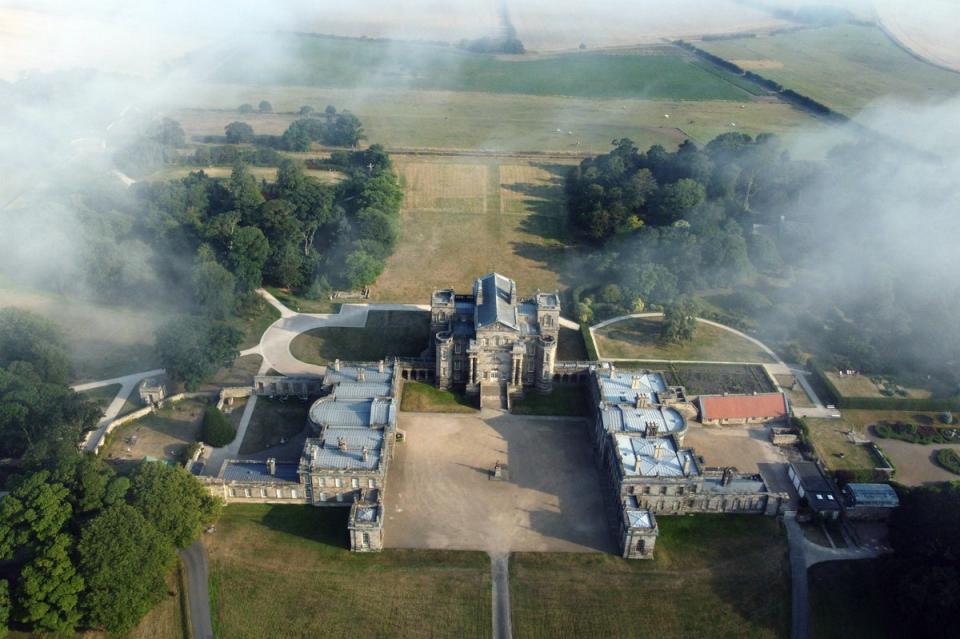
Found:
<box><xmin>721</xmin><ymin>467</ymin><xmax>732</xmax><ymax>486</ymax></box>
<box><xmin>337</xmin><ymin>437</ymin><xmax>347</xmax><ymax>452</ymax></box>
<box><xmin>361</xmin><ymin>446</ymin><xmax>369</xmax><ymax>462</ymax></box>
<box><xmin>378</xmin><ymin>360</ymin><xmax>385</xmax><ymax>374</ymax></box>
<box><xmin>266</xmin><ymin>457</ymin><xmax>276</xmax><ymax>476</ymax></box>
<box><xmin>653</xmin><ymin>443</ymin><xmax>664</xmax><ymax>461</ymax></box>
<box><xmin>631</xmin><ymin>375</ymin><xmax>642</xmax><ymax>390</ymax></box>
<box><xmin>357</xmin><ymin>368</ymin><xmax>365</xmax><ymax>382</ymax></box>
<box><xmin>334</xmin><ymin>359</ymin><xmax>341</xmax><ymax>372</ymax></box>
<box><xmin>682</xmin><ymin>455</ymin><xmax>691</xmax><ymax>475</ymax></box>
<box><xmin>609</xmin><ymin>364</ymin><xmax>616</xmax><ymax>379</ymax></box>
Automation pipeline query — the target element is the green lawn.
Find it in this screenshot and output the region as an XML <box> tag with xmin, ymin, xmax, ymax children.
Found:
<box><xmin>264</xmin><ymin>286</ymin><xmax>341</xmax><ymax>314</ymax></box>
<box><xmin>556</xmin><ymin>326</ymin><xmax>588</xmax><ymax>361</ymax></box>
<box><xmin>511</xmin><ymin>386</ymin><xmax>590</xmax><ymax>417</ymax></box>
<box><xmin>803</xmin><ymin>417</ymin><xmax>881</xmax><ymax>473</ymax></box>
<box><xmin>701</xmin><ymin>24</ymin><xmax>960</xmax><ymax>115</ymax></box>
<box><xmin>290</xmin><ymin>310</ymin><xmax>430</xmax><ymax>364</ymax></box>
<box><xmin>809</xmin><ymin>559</ymin><xmax>898</xmax><ymax>639</ymax></box>
<box><xmin>230</xmin><ymin>298</ymin><xmax>280</xmax><ymax>350</ymax></box>
<box><xmin>79</xmin><ymin>383</ymin><xmax>122</xmax><ymax>409</ymax></box>
<box><xmin>212</xmin><ymin>36</ymin><xmax>755</xmax><ymax>101</ymax></box>
<box><xmin>206</xmin><ymin>504</ymin><xmax>491</xmax><ymax>639</ymax></box>
<box><xmin>400</xmin><ymin>381</ymin><xmax>477</xmax><ymax>413</ymax></box>
<box><xmin>511</xmin><ymin>515</ymin><xmax>790</xmax><ymax>639</ymax></box>
<box><xmin>594</xmin><ymin>316</ymin><xmax>776</xmax><ymax>363</ymax></box>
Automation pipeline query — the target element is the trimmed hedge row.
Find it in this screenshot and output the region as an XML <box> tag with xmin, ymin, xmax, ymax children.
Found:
<box><xmin>874</xmin><ymin>421</ymin><xmax>960</xmax><ymax>445</ymax></box>
<box><xmin>809</xmin><ymin>362</ymin><xmax>960</xmax><ymax>411</ymax></box>
<box><xmin>581</xmin><ymin>323</ymin><xmax>600</xmax><ymax>361</ymax></box>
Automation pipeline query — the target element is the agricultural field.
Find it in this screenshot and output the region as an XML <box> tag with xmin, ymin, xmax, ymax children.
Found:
<box><xmin>510</xmin><ymin>515</ymin><xmax>789</xmax><ymax>639</ymax></box>
<box><xmin>289</xmin><ymin>310</ymin><xmax>430</xmax><ymax>364</ymax></box>
<box><xmin>369</xmin><ymin>156</ymin><xmax>576</xmax><ymax>302</ymax></box>
<box><xmin>700</xmin><ymin>24</ymin><xmax>960</xmax><ymax>115</ymax></box>
<box><xmin>210</xmin><ymin>37</ymin><xmax>758</xmax><ymax>101</ymax></box>
<box><xmin>593</xmin><ymin>316</ymin><xmax>776</xmax><ymax>363</ymax></box>
<box><xmin>662</xmin><ymin>363</ymin><xmax>776</xmax><ymax>396</ymax></box>
<box><xmin>206</xmin><ymin>504</ymin><xmax>492</xmax><ymax>639</ymax></box>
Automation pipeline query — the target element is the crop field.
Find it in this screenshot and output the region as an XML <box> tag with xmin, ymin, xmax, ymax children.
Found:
<box><xmin>369</xmin><ymin>156</ymin><xmax>576</xmax><ymax>302</ymax></box>
<box><xmin>510</xmin><ymin>515</ymin><xmax>789</xmax><ymax>639</ymax></box>
<box><xmin>594</xmin><ymin>316</ymin><xmax>776</xmax><ymax>363</ymax></box>
<box><xmin>700</xmin><ymin>24</ymin><xmax>960</xmax><ymax>115</ymax></box>
<box><xmin>211</xmin><ymin>37</ymin><xmax>758</xmax><ymax>102</ymax></box>
<box><xmin>206</xmin><ymin>504</ymin><xmax>491</xmax><ymax>639</ymax></box>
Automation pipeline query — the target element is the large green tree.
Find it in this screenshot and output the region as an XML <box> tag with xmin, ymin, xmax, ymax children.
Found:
<box><xmin>0</xmin><ymin>308</ymin><xmax>72</xmax><ymax>385</ymax></box>
<box><xmin>128</xmin><ymin>461</ymin><xmax>222</xmax><ymax>548</ymax></box>
<box><xmin>77</xmin><ymin>504</ymin><xmax>175</xmax><ymax>634</ymax></box>
<box><xmin>14</xmin><ymin>535</ymin><xmax>84</xmax><ymax>634</ymax></box>
<box><xmin>153</xmin><ymin>317</ymin><xmax>241</xmax><ymax>390</ymax></box>
<box><xmin>0</xmin><ymin>471</ymin><xmax>72</xmax><ymax>558</ymax></box>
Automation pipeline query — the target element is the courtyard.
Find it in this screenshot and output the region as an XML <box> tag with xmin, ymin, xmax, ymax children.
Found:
<box><xmin>384</xmin><ymin>411</ymin><xmax>614</xmax><ymax>554</ymax></box>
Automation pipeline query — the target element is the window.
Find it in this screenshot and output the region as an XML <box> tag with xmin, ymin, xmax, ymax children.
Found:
<box><xmin>351</xmin><ymin>478</ymin><xmax>360</xmax><ymax>489</ymax></box>
<box><xmin>361</xmin><ymin>532</ymin><xmax>371</xmax><ymax>547</ymax></box>
<box><xmin>336</xmin><ymin>493</ymin><xmax>344</xmax><ymax>502</ymax></box>
<box><xmin>335</xmin><ymin>478</ymin><xmax>343</xmax><ymax>488</ymax></box>
<box><xmin>229</xmin><ymin>488</ymin><xmax>236</xmax><ymax>497</ymax></box>
<box><xmin>291</xmin><ymin>489</ymin><xmax>298</xmax><ymax>499</ymax></box>
<box><xmin>677</xmin><ymin>487</ymin><xmax>684</xmax><ymax>496</ymax></box>
<box><xmin>368</xmin><ymin>479</ymin><xmax>375</xmax><ymax>489</ymax></box>
<box><xmin>643</xmin><ymin>486</ymin><xmax>651</xmax><ymax>495</ymax></box>
<box><xmin>275</xmin><ymin>489</ymin><xmax>284</xmax><ymax>499</ymax></box>
<box><xmin>260</xmin><ymin>488</ymin><xmax>267</xmax><ymax>498</ymax></box>
<box><xmin>318</xmin><ymin>492</ymin><xmax>326</xmax><ymax>502</ymax></box>
<box><xmin>454</xmin><ymin>360</ymin><xmax>461</xmax><ymax>370</ymax></box>
<box><xmin>660</xmin><ymin>486</ymin><xmax>668</xmax><ymax>495</ymax></box>
<box><xmin>455</xmin><ymin>343</ymin><xmax>462</xmax><ymax>354</ymax></box>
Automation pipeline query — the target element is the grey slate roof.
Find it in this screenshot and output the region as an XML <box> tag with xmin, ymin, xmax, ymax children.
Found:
<box><xmin>615</xmin><ymin>433</ymin><xmax>698</xmax><ymax>478</ymax></box>
<box><xmin>304</xmin><ymin>436</ymin><xmax>381</xmax><ymax>471</ymax></box>
<box><xmin>475</xmin><ymin>273</ymin><xmax>519</xmax><ymax>330</ymax></box>
<box><xmin>325</xmin><ymin>365</ymin><xmax>393</xmax><ymax>385</ymax></box>
<box><xmin>310</xmin><ymin>399</ymin><xmax>372</xmax><ymax>429</ymax></box>
<box><xmin>334</xmin><ymin>382</ymin><xmax>392</xmax><ymax>399</ymax></box>
<box><xmin>221</xmin><ymin>461</ymin><xmax>300</xmax><ymax>484</ymax></box>
<box><xmin>601</xmin><ymin>406</ymin><xmax>686</xmax><ymax>435</ymax></box>
<box><xmin>599</xmin><ymin>371</ymin><xmax>667</xmax><ymax>405</ymax></box>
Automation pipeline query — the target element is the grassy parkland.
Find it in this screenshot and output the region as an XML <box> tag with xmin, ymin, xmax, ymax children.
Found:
<box><xmin>289</xmin><ymin>310</ymin><xmax>430</xmax><ymax>364</ymax></box>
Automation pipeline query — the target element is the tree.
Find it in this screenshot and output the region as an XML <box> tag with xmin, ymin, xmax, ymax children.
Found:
<box><xmin>129</xmin><ymin>461</ymin><xmax>221</xmax><ymax>548</ymax></box>
<box><xmin>0</xmin><ymin>579</ymin><xmax>9</xmax><ymax>637</ymax></box>
<box><xmin>268</xmin><ymin>242</ymin><xmax>305</xmax><ymax>289</ymax></box>
<box><xmin>227</xmin><ymin>226</ymin><xmax>270</xmax><ymax>293</ymax></box>
<box><xmin>660</xmin><ymin>299</ymin><xmax>698</xmax><ymax>344</ymax></box>
<box><xmin>258</xmin><ymin>100</ymin><xmax>272</xmax><ymax>113</ymax></box>
<box><xmin>200</xmin><ymin>405</ymin><xmax>235</xmax><ymax>447</ymax></box>
<box><xmin>342</xmin><ymin>249</ymin><xmax>383</xmax><ymax>289</ymax></box>
<box><xmin>228</xmin><ymin>162</ymin><xmax>265</xmax><ymax>216</ymax></box>
<box><xmin>0</xmin><ymin>471</ymin><xmax>71</xmax><ymax>559</ymax></box>
<box><xmin>0</xmin><ymin>308</ymin><xmax>72</xmax><ymax>384</ymax></box>
<box><xmin>298</xmin><ymin>105</ymin><xmax>315</xmax><ymax>117</ymax></box>
<box><xmin>191</xmin><ymin>256</ymin><xmax>236</xmax><ymax>318</ymax></box>
<box><xmin>650</xmin><ymin>178</ymin><xmax>706</xmax><ymax>225</ymax></box>
<box><xmin>52</xmin><ymin>454</ymin><xmax>129</xmax><ymax>516</ymax></box>
<box><xmin>224</xmin><ymin>121</ymin><xmax>255</xmax><ymax>144</ymax></box>
<box><xmin>77</xmin><ymin>504</ymin><xmax>175</xmax><ymax>634</ymax></box>
<box><xmin>152</xmin><ymin>118</ymin><xmax>186</xmax><ymax>148</ymax></box>
<box><xmin>237</xmin><ymin>103</ymin><xmax>254</xmax><ymax>113</ymax></box>
<box><xmin>14</xmin><ymin>535</ymin><xmax>84</xmax><ymax>634</ymax></box>
<box><xmin>153</xmin><ymin>318</ymin><xmax>241</xmax><ymax>390</ymax></box>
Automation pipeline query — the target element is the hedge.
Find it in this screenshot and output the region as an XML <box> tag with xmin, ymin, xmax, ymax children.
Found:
<box><xmin>201</xmin><ymin>406</ymin><xmax>236</xmax><ymax>447</ymax></box>
<box><xmin>935</xmin><ymin>449</ymin><xmax>960</xmax><ymax>475</ymax></box>
<box><xmin>874</xmin><ymin>421</ymin><xmax>960</xmax><ymax>445</ymax></box>
<box><xmin>582</xmin><ymin>323</ymin><xmax>600</xmax><ymax>361</ymax></box>
<box><xmin>809</xmin><ymin>361</ymin><xmax>960</xmax><ymax>411</ymax></box>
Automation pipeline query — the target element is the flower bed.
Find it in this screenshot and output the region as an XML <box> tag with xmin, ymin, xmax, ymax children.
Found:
<box><xmin>873</xmin><ymin>420</ymin><xmax>960</xmax><ymax>445</ymax></box>
<box><xmin>935</xmin><ymin>449</ymin><xmax>960</xmax><ymax>475</ymax></box>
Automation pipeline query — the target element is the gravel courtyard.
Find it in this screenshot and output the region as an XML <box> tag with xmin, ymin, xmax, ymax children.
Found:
<box><xmin>383</xmin><ymin>411</ymin><xmax>615</xmax><ymax>554</ymax></box>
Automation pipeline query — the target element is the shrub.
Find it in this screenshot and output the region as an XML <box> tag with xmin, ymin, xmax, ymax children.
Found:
<box><xmin>935</xmin><ymin>449</ymin><xmax>960</xmax><ymax>475</ymax></box>
<box><xmin>201</xmin><ymin>406</ymin><xmax>235</xmax><ymax>447</ymax></box>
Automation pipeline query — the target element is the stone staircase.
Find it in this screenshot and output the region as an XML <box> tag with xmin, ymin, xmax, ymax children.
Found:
<box><xmin>480</xmin><ymin>382</ymin><xmax>509</xmax><ymax>410</ymax></box>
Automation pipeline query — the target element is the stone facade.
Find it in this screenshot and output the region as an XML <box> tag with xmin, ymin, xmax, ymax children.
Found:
<box><xmin>348</xmin><ymin>490</ymin><xmax>385</xmax><ymax>552</ymax></box>
<box><xmin>431</xmin><ymin>273</ymin><xmax>559</xmax><ymax>402</ymax></box>
<box><xmin>139</xmin><ymin>378</ymin><xmax>166</xmax><ymax>406</ymax></box>
<box><xmin>620</xmin><ymin>497</ymin><xmax>658</xmax><ymax>559</ymax></box>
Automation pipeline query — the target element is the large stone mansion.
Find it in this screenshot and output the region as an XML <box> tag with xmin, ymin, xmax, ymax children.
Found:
<box><xmin>202</xmin><ymin>272</ymin><xmax>789</xmax><ymax>559</ymax></box>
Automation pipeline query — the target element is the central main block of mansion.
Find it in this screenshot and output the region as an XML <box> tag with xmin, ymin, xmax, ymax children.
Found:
<box><xmin>202</xmin><ymin>272</ymin><xmax>789</xmax><ymax>559</ymax></box>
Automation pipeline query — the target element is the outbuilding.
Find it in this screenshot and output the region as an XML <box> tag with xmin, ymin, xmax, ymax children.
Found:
<box><xmin>699</xmin><ymin>392</ymin><xmax>789</xmax><ymax>425</ymax></box>
<box><xmin>788</xmin><ymin>461</ymin><xmax>841</xmax><ymax>520</ymax></box>
<box><xmin>842</xmin><ymin>483</ymin><xmax>899</xmax><ymax>520</ymax></box>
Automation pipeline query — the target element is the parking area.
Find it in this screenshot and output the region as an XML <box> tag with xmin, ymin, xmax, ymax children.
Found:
<box><xmin>383</xmin><ymin>411</ymin><xmax>615</xmax><ymax>554</ymax></box>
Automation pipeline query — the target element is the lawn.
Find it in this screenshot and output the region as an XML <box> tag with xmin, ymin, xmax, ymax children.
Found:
<box><xmin>808</xmin><ymin>559</ymin><xmax>897</xmax><ymax>639</ymax></box>
<box><xmin>803</xmin><ymin>417</ymin><xmax>882</xmax><ymax>473</ymax></box>
<box><xmin>400</xmin><ymin>381</ymin><xmax>477</xmax><ymax>413</ymax></box>
<box><xmin>211</xmin><ymin>36</ymin><xmax>756</xmax><ymax>101</ymax></box>
<box><xmin>369</xmin><ymin>156</ymin><xmax>576</xmax><ymax>302</ymax></box>
<box><xmin>556</xmin><ymin>325</ymin><xmax>588</xmax><ymax>361</ymax></box>
<box><xmin>231</xmin><ymin>297</ymin><xmax>281</xmax><ymax>350</ymax></box>
<box><xmin>199</xmin><ymin>354</ymin><xmax>263</xmax><ymax>392</ymax></box>
<box><xmin>264</xmin><ymin>286</ymin><xmax>340</xmax><ymax>314</ymax></box>
<box><xmin>290</xmin><ymin>310</ymin><xmax>430</xmax><ymax>363</ymax></box>
<box><xmin>238</xmin><ymin>398</ymin><xmax>310</xmax><ymax>454</ymax></box>
<box><xmin>824</xmin><ymin>371</ymin><xmax>932</xmax><ymax>400</ymax></box>
<box><xmin>701</xmin><ymin>23</ymin><xmax>960</xmax><ymax>115</ymax></box>
<box><xmin>145</xmin><ymin>164</ymin><xmax>344</xmax><ymax>184</ymax></box>
<box><xmin>511</xmin><ymin>386</ymin><xmax>590</xmax><ymax>417</ymax></box>
<box><xmin>662</xmin><ymin>363</ymin><xmax>776</xmax><ymax>395</ymax></box>
<box><xmin>79</xmin><ymin>383</ymin><xmax>122</xmax><ymax>409</ymax></box>
<box><xmin>775</xmin><ymin>374</ymin><xmax>814</xmax><ymax>408</ymax></box>
<box><xmin>594</xmin><ymin>316</ymin><xmax>776</xmax><ymax>363</ymax></box>
<box><xmin>510</xmin><ymin>515</ymin><xmax>789</xmax><ymax>639</ymax></box>
<box><xmin>206</xmin><ymin>504</ymin><xmax>491</xmax><ymax>639</ymax></box>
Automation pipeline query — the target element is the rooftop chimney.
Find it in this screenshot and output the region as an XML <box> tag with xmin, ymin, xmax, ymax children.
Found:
<box><xmin>653</xmin><ymin>443</ymin><xmax>664</xmax><ymax>461</ymax></box>
<box><xmin>267</xmin><ymin>458</ymin><xmax>276</xmax><ymax>476</ymax></box>
<box><xmin>609</xmin><ymin>364</ymin><xmax>616</xmax><ymax>379</ymax></box>
<box><xmin>378</xmin><ymin>360</ymin><xmax>385</xmax><ymax>373</ymax></box>
<box><xmin>361</xmin><ymin>446</ymin><xmax>369</xmax><ymax>462</ymax></box>
<box><xmin>645</xmin><ymin>422</ymin><xmax>658</xmax><ymax>438</ymax></box>
<box><xmin>631</xmin><ymin>375</ymin><xmax>642</xmax><ymax>390</ymax></box>
<box><xmin>334</xmin><ymin>359</ymin><xmax>341</xmax><ymax>372</ymax></box>
<box><xmin>337</xmin><ymin>437</ymin><xmax>347</xmax><ymax>452</ymax></box>
<box><xmin>682</xmin><ymin>456</ymin><xmax>691</xmax><ymax>475</ymax></box>
<box><xmin>357</xmin><ymin>368</ymin><xmax>365</xmax><ymax>382</ymax></box>
<box><xmin>721</xmin><ymin>467</ymin><xmax>733</xmax><ymax>486</ymax></box>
